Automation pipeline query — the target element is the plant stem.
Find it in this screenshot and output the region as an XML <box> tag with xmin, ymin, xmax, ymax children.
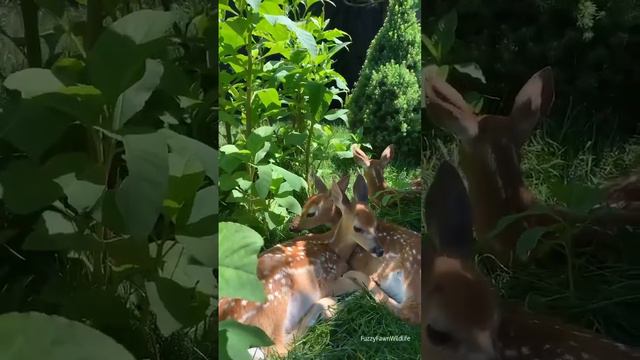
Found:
<box><xmin>19</xmin><ymin>0</ymin><xmax>42</xmax><ymax>67</ymax></box>
<box><xmin>244</xmin><ymin>25</ymin><xmax>254</xmax><ymax>139</ymax></box>
<box><xmin>85</xmin><ymin>0</ymin><xmax>104</xmax><ymax>52</ymax></box>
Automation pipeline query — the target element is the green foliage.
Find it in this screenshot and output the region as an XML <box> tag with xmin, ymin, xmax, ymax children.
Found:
<box><xmin>219</xmin><ymin>0</ymin><xmax>352</xmax><ymax>239</ymax></box>
<box><xmin>358</xmin><ymin>62</ymin><xmax>421</xmax><ymax>160</ymax></box>
<box><xmin>426</xmin><ymin>0</ymin><xmax>640</xmax><ymax>140</ymax></box>
<box><xmin>348</xmin><ymin>0</ymin><xmax>421</xmax><ymax>163</ymax></box>
<box><xmin>0</xmin><ymin>312</ymin><xmax>136</xmax><ymax>359</ymax></box>
<box><xmin>0</xmin><ymin>3</ymin><xmax>216</xmax><ymax>358</ymax></box>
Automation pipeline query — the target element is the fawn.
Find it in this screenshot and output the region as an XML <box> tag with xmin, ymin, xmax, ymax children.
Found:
<box><xmin>289</xmin><ymin>173</ymin><xmax>422</xmax><ymax>324</ymax></box>
<box><xmin>288</xmin><ymin>173</ymin><xmax>348</xmax><ymax>233</ymax></box>
<box><xmin>218</xmin><ymin>176</ymin><xmax>384</xmax><ymax>358</ymax></box>
<box><xmin>423</xmin><ymin>65</ymin><xmax>640</xmax><ymax>263</ymax></box>
<box><xmin>423</xmin><ymin>160</ymin><xmax>640</xmax><ymax>359</ymax></box>
<box><xmin>352</xmin><ymin>144</ymin><xmax>421</xmax><ymax>204</ymax></box>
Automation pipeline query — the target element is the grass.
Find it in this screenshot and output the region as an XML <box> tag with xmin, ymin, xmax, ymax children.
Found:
<box><xmin>268</xmin><ymin>154</ymin><xmax>422</xmax><ymax>359</ymax></box>
<box><xmin>423</xmin><ymin>117</ymin><xmax>640</xmax><ymax>348</ymax></box>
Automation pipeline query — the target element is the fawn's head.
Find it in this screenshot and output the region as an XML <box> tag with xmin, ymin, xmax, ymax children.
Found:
<box><xmin>289</xmin><ymin>174</ymin><xmax>348</xmax><ymax>232</ymax></box>
<box><xmin>423</xmin><ymin>161</ymin><xmax>500</xmax><ymax>360</ymax></box>
<box><xmin>423</xmin><ymin>67</ymin><xmax>555</xmax><ymax>255</ymax></box>
<box><xmin>332</xmin><ymin>174</ymin><xmax>384</xmax><ymax>258</ymax></box>
<box><xmin>352</xmin><ymin>144</ymin><xmax>394</xmax><ymax>193</ymax></box>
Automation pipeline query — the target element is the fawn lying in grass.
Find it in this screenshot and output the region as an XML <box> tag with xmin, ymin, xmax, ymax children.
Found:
<box><xmin>422</xmin><ymin>160</ymin><xmax>640</xmax><ymax>359</ymax></box>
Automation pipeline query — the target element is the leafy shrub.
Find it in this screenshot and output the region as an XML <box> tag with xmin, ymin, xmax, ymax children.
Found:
<box><xmin>360</xmin><ymin>62</ymin><xmax>421</xmax><ymax>159</ymax></box>
<box><xmin>219</xmin><ymin>0</ymin><xmax>351</xmax><ymax>240</ymax></box>
<box><xmin>348</xmin><ymin>0</ymin><xmax>421</xmax><ymax>163</ymax></box>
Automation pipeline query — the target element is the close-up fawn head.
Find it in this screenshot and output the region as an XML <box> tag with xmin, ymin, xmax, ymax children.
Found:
<box><xmin>289</xmin><ymin>174</ymin><xmax>348</xmax><ymax>232</ymax></box>
<box><xmin>423</xmin><ymin>66</ymin><xmax>555</xmax><ymax>258</ymax></box>
<box><xmin>333</xmin><ymin>174</ymin><xmax>384</xmax><ymax>258</ymax></box>
<box><xmin>422</xmin><ymin>161</ymin><xmax>499</xmax><ymax>360</ymax></box>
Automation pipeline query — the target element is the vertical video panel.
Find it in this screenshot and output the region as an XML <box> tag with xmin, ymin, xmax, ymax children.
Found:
<box><xmin>218</xmin><ymin>0</ymin><xmax>422</xmax><ymax>359</ymax></box>
<box><xmin>0</xmin><ymin>1</ymin><xmax>217</xmax><ymax>359</ymax></box>
<box><xmin>422</xmin><ymin>1</ymin><xmax>640</xmax><ymax>358</ymax></box>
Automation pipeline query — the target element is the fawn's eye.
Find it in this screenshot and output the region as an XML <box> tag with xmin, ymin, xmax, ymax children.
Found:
<box><xmin>353</xmin><ymin>225</ymin><xmax>363</xmax><ymax>233</ymax></box>
<box><xmin>426</xmin><ymin>324</ymin><xmax>454</xmax><ymax>347</ymax></box>
<box><xmin>306</xmin><ymin>211</ymin><xmax>316</xmax><ymax>218</ymax></box>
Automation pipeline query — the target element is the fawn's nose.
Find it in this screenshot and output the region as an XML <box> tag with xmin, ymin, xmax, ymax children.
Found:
<box><xmin>372</xmin><ymin>245</ymin><xmax>384</xmax><ymax>257</ymax></box>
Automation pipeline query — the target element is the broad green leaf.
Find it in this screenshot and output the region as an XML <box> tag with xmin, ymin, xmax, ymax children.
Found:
<box><xmin>165</xmin><ymin>153</ymin><xmax>205</xmax><ymax>219</ymax></box>
<box><xmin>219</xmin><ymin>320</ymin><xmax>273</xmax><ymax>360</ymax></box>
<box><xmin>271</xmin><ymin>165</ymin><xmax>307</xmax><ymax>192</ymax></box>
<box><xmin>453</xmin><ymin>63</ymin><xmax>486</xmax><ymax>83</ymax></box>
<box><xmin>220</xmin><ymin>18</ymin><xmax>248</xmax><ymax>51</ymax></box>
<box><xmin>88</xmin><ymin>10</ymin><xmax>174</xmax><ymax>101</ymax></box>
<box><xmin>3</xmin><ymin>68</ymin><xmax>64</xmax><ymax>98</ymax></box>
<box><xmin>174</xmin><ymin>185</ymin><xmax>217</xmax><ymax>267</ymax></box>
<box><xmin>0</xmin><ymin>312</ymin><xmax>136</xmax><ymax>360</ymax></box>
<box><xmin>116</xmin><ymin>132</ymin><xmax>169</xmax><ymax>238</ymax></box>
<box><xmin>162</xmin><ymin>129</ymin><xmax>218</xmax><ymax>182</ymax></box>
<box><xmin>255</xmin><ymin>165</ymin><xmax>272</xmax><ymax>199</ymax></box>
<box><xmin>255</xmin><ymin>88</ymin><xmax>280</xmax><ymax>109</ymax></box>
<box><xmin>0</xmin><ymin>160</ymin><xmax>62</xmax><ymax>214</ymax></box>
<box><xmin>284</xmin><ymin>132</ymin><xmax>306</xmax><ymax>146</ymax></box>
<box><xmin>305</xmin><ymin>81</ymin><xmax>328</xmax><ymax>121</ymax></box>
<box><xmin>51</xmin><ymin>58</ymin><xmax>85</xmax><ymax>85</ymax></box>
<box><xmin>0</xmin><ymin>102</ymin><xmax>72</xmax><ymax>160</ymax></box>
<box><xmin>23</xmin><ymin>211</ymin><xmax>96</xmax><ymax>251</ymax></box>
<box><xmin>108</xmin><ymin>10</ymin><xmax>174</xmax><ymax>45</ymax></box>
<box><xmin>113</xmin><ymin>59</ymin><xmax>164</xmax><ymax>129</ymax></box>
<box><xmin>151</xmin><ymin>241</ymin><xmax>214</xmax><ymax>296</ymax></box>
<box><xmin>324</xmin><ymin>108</ymin><xmax>349</xmax><ymax>122</ymax></box>
<box><xmin>516</xmin><ymin>226</ymin><xmax>555</xmax><ymax>260</ymax></box>
<box><xmin>550</xmin><ymin>182</ymin><xmax>604</xmax><ymax>215</ymax></box>
<box><xmin>145</xmin><ymin>278</ymin><xmax>211</xmax><ymax>336</ymax></box>
<box><xmin>264</xmin><ymin>15</ymin><xmax>317</xmax><ymax>57</ymax></box>
<box><xmin>436</xmin><ymin>10</ymin><xmax>457</xmax><ymax>57</ymax></box>
<box><xmin>487</xmin><ymin>204</ymin><xmax>560</xmax><ymax>240</ymax></box>
<box><xmin>275</xmin><ymin>195</ymin><xmax>301</xmax><ymax>215</ymax></box>
<box><xmin>218</xmin><ymin>222</ymin><xmax>266</xmax><ymax>302</ymax></box>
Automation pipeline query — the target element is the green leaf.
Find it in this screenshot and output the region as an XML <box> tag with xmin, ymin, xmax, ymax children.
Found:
<box><xmin>145</xmin><ymin>278</ymin><xmax>211</xmax><ymax>336</ymax></box>
<box><xmin>0</xmin><ymin>160</ymin><xmax>62</xmax><ymax>214</ymax></box>
<box><xmin>324</xmin><ymin>108</ymin><xmax>349</xmax><ymax>122</ymax></box>
<box><xmin>219</xmin><ymin>320</ymin><xmax>273</xmax><ymax>360</ymax></box>
<box><xmin>487</xmin><ymin>204</ymin><xmax>560</xmax><ymax>240</ymax></box>
<box><xmin>152</xmin><ymin>241</ymin><xmax>214</xmax><ymax>296</ymax></box>
<box><xmin>551</xmin><ymin>182</ymin><xmax>604</xmax><ymax>215</ymax></box>
<box><xmin>516</xmin><ymin>226</ymin><xmax>554</xmax><ymax>260</ymax></box>
<box><xmin>453</xmin><ymin>63</ymin><xmax>486</xmax><ymax>83</ymax></box>
<box><xmin>305</xmin><ymin>81</ymin><xmax>329</xmax><ymax>121</ymax></box>
<box><xmin>264</xmin><ymin>15</ymin><xmax>317</xmax><ymax>57</ymax></box>
<box><xmin>113</xmin><ymin>59</ymin><xmax>164</xmax><ymax>129</ymax></box>
<box><xmin>275</xmin><ymin>195</ymin><xmax>301</xmax><ymax>215</ymax></box>
<box><xmin>108</xmin><ymin>10</ymin><xmax>174</xmax><ymax>45</ymax></box>
<box><xmin>88</xmin><ymin>10</ymin><xmax>174</xmax><ymax>102</ymax></box>
<box><xmin>255</xmin><ymin>165</ymin><xmax>272</xmax><ymax>199</ymax></box>
<box><xmin>162</xmin><ymin>129</ymin><xmax>218</xmax><ymax>182</ymax></box>
<box><xmin>116</xmin><ymin>132</ymin><xmax>169</xmax><ymax>238</ymax></box>
<box><xmin>271</xmin><ymin>165</ymin><xmax>307</xmax><ymax>192</ymax></box>
<box><xmin>218</xmin><ymin>222</ymin><xmax>266</xmax><ymax>302</ymax></box>
<box><xmin>436</xmin><ymin>10</ymin><xmax>457</xmax><ymax>57</ymax></box>
<box><xmin>3</xmin><ymin>68</ymin><xmax>64</xmax><ymax>98</ymax></box>
<box><xmin>0</xmin><ymin>102</ymin><xmax>73</xmax><ymax>160</ymax></box>
<box><xmin>23</xmin><ymin>211</ymin><xmax>96</xmax><ymax>251</ymax></box>
<box><xmin>255</xmin><ymin>88</ymin><xmax>281</xmax><ymax>109</ymax></box>
<box><xmin>0</xmin><ymin>312</ymin><xmax>136</xmax><ymax>360</ymax></box>
<box><xmin>51</xmin><ymin>57</ymin><xmax>85</xmax><ymax>85</ymax></box>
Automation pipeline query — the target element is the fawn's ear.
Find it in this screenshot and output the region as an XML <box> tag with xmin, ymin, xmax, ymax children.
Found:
<box><xmin>424</xmin><ymin>161</ymin><xmax>474</xmax><ymax>260</ymax></box>
<box><xmin>353</xmin><ymin>174</ymin><xmax>369</xmax><ymax>204</ymax></box>
<box><xmin>313</xmin><ymin>173</ymin><xmax>328</xmax><ymax>193</ymax></box>
<box><xmin>510</xmin><ymin>66</ymin><xmax>555</xmax><ymax>145</ymax></box>
<box><xmin>352</xmin><ymin>145</ymin><xmax>371</xmax><ymax>167</ymax></box>
<box><xmin>337</xmin><ymin>174</ymin><xmax>350</xmax><ymax>193</ymax></box>
<box><xmin>331</xmin><ymin>180</ymin><xmax>351</xmax><ymax>212</ymax></box>
<box><xmin>423</xmin><ymin>66</ymin><xmax>479</xmax><ymax>140</ymax></box>
<box><xmin>380</xmin><ymin>145</ymin><xmax>394</xmax><ymax>166</ymax></box>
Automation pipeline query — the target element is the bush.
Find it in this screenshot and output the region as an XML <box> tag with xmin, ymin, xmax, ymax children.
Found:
<box><xmin>348</xmin><ymin>0</ymin><xmax>421</xmax><ymax>163</ymax></box>
<box><xmin>360</xmin><ymin>62</ymin><xmax>421</xmax><ymax>159</ymax></box>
